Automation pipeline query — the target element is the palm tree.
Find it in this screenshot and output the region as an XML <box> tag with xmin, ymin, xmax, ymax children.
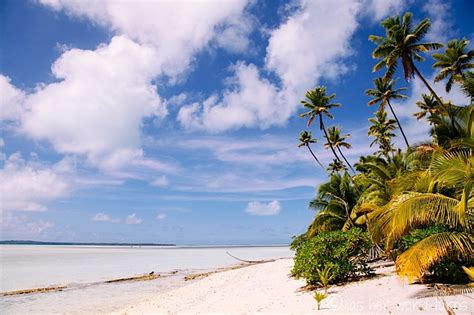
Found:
<box><xmin>298</xmin><ymin>131</ymin><xmax>325</xmax><ymax>169</ymax></box>
<box><xmin>370</xmin><ymin>150</ymin><xmax>473</xmax><ymax>283</ymax></box>
<box><xmin>307</xmin><ymin>173</ymin><xmax>359</xmax><ymax>237</ymax></box>
<box><xmin>460</xmin><ymin>71</ymin><xmax>474</xmax><ymax>101</ymax></box>
<box><xmin>430</xmin><ymin>103</ymin><xmax>474</xmax><ymax>149</ymax></box>
<box><xmin>354</xmin><ymin>150</ymin><xmax>407</xmax><ymax>206</ymax></box>
<box><xmin>368</xmin><ymin>111</ymin><xmax>397</xmax><ymax>158</ymax></box>
<box><xmin>325</xmin><ymin>126</ymin><xmax>355</xmax><ymax>173</ymax></box>
<box><xmin>366</xmin><ymin>78</ymin><xmax>410</xmax><ymax>148</ymax></box>
<box><xmin>299</xmin><ymin>86</ymin><xmax>342</xmax><ymax>163</ymax></box>
<box><xmin>432</xmin><ymin>38</ymin><xmax>474</xmax><ymax>92</ymax></box>
<box><xmin>414</xmin><ymin>94</ymin><xmax>442</xmax><ymax>123</ymax></box>
<box><xmin>369</xmin><ymin>12</ymin><xmax>444</xmax><ymax>104</ymax></box>
<box><xmin>327</xmin><ymin>159</ymin><xmax>347</xmax><ymax>175</ymax></box>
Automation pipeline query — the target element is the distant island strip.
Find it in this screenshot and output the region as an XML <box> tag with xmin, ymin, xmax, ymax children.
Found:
<box><xmin>0</xmin><ymin>240</ymin><xmax>176</xmax><ymax>246</ymax></box>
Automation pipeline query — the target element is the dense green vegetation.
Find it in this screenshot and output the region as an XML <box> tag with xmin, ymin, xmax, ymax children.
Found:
<box><xmin>292</xmin><ymin>229</ymin><xmax>373</xmax><ymax>286</ymax></box>
<box><xmin>292</xmin><ymin>11</ymin><xmax>473</xmax><ymax>287</ymax></box>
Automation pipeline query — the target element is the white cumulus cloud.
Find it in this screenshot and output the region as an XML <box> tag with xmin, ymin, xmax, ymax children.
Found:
<box><xmin>178</xmin><ymin>62</ymin><xmax>293</xmax><ymax>132</ymax></box>
<box><xmin>422</xmin><ymin>0</ymin><xmax>454</xmax><ymax>43</ymax></box>
<box><xmin>0</xmin><ymin>152</ymin><xmax>72</xmax><ymax>212</ymax></box>
<box><xmin>364</xmin><ymin>0</ymin><xmax>405</xmax><ymax>21</ymax></box>
<box><xmin>20</xmin><ymin>36</ymin><xmax>166</xmax><ymax>171</ymax></box>
<box><xmin>156</xmin><ymin>213</ymin><xmax>166</xmax><ymax>220</ymax></box>
<box><xmin>38</xmin><ymin>0</ymin><xmax>252</xmax><ymax>78</ymax></box>
<box><xmin>265</xmin><ymin>0</ymin><xmax>361</xmax><ymax>91</ymax></box>
<box><xmin>0</xmin><ymin>75</ymin><xmax>26</xmax><ymax>122</ymax></box>
<box><xmin>179</xmin><ymin>0</ymin><xmax>363</xmax><ymax>132</ymax></box>
<box><xmin>10</xmin><ymin>0</ymin><xmax>254</xmax><ymax>172</ymax></box>
<box><xmin>151</xmin><ymin>175</ymin><xmax>170</xmax><ymax>188</ymax></box>
<box><xmin>125</xmin><ymin>213</ymin><xmax>142</xmax><ymax>225</ymax></box>
<box><xmin>0</xmin><ymin>213</ymin><xmax>55</xmax><ymax>239</ymax></box>
<box><xmin>245</xmin><ymin>200</ymin><xmax>281</xmax><ymax>216</ymax></box>
<box><xmin>91</xmin><ymin>212</ymin><xmax>120</xmax><ymax>223</ymax></box>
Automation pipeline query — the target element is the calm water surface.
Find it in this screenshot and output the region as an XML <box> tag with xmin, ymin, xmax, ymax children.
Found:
<box><xmin>0</xmin><ymin>245</ymin><xmax>292</xmax><ymax>314</ymax></box>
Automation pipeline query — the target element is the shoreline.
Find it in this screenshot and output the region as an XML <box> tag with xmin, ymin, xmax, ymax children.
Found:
<box><xmin>3</xmin><ymin>248</ymin><xmax>472</xmax><ymax>314</ymax></box>
<box><xmin>1</xmin><ymin>248</ymin><xmax>291</xmax><ymax>314</ymax></box>
<box><xmin>0</xmin><ymin>242</ymin><xmax>289</xmax><ymax>248</ymax></box>
<box><xmin>119</xmin><ymin>259</ymin><xmax>473</xmax><ymax>314</ymax></box>
<box><xmin>0</xmin><ymin>259</ymin><xmax>271</xmax><ymax>297</ymax></box>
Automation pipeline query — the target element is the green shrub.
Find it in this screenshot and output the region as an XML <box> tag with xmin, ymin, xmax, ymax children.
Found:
<box><xmin>290</xmin><ymin>233</ymin><xmax>307</xmax><ymax>251</ymax></box>
<box><xmin>292</xmin><ymin>228</ymin><xmax>373</xmax><ymax>286</ymax></box>
<box><xmin>398</xmin><ymin>225</ymin><xmax>449</xmax><ymax>252</ymax></box>
<box><xmin>429</xmin><ymin>258</ymin><xmax>470</xmax><ymax>283</ymax></box>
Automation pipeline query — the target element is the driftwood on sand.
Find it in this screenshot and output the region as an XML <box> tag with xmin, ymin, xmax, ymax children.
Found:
<box><xmin>1</xmin><ymin>272</ymin><xmax>161</xmax><ymax>296</ymax></box>
<box><xmin>1</xmin><ymin>286</ymin><xmax>67</xmax><ymax>296</ymax></box>
<box><xmin>184</xmin><ymin>252</ymin><xmax>282</xmax><ymax>281</ymax></box>
<box><xmin>225</xmin><ymin>251</ymin><xmax>277</xmax><ymax>264</ymax></box>
<box><xmin>184</xmin><ymin>264</ymin><xmax>251</xmax><ymax>281</ymax></box>
<box><xmin>105</xmin><ymin>272</ymin><xmax>161</xmax><ymax>283</ymax></box>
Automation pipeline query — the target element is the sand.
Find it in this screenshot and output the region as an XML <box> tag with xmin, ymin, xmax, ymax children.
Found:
<box><xmin>119</xmin><ymin>258</ymin><xmax>473</xmax><ymax>314</ymax></box>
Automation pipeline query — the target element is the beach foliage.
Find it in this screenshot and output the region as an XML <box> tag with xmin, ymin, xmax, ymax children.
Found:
<box><xmin>292</xmin><ymin>229</ymin><xmax>373</xmax><ymax>286</ymax></box>
<box><xmin>294</xmin><ymin>10</ymin><xmax>473</xmax><ymax>286</ymax></box>
<box><xmin>432</xmin><ymin>38</ymin><xmax>474</xmax><ymax>93</ymax></box>
<box><xmin>397</xmin><ymin>226</ymin><xmax>471</xmax><ymax>283</ymax></box>
<box><xmin>289</xmin><ymin>233</ymin><xmax>307</xmax><ymax>251</ymax></box>
<box><xmin>316</xmin><ymin>265</ymin><xmax>335</xmax><ymax>294</ymax></box>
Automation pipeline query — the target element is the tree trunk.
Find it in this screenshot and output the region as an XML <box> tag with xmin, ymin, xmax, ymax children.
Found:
<box><xmin>387</xmin><ymin>100</ymin><xmax>410</xmax><ymax>149</ymax></box>
<box><xmin>307</xmin><ymin>144</ymin><xmax>326</xmax><ymax>170</ymax></box>
<box><xmin>319</xmin><ymin>114</ymin><xmax>341</xmax><ymax>163</ymax></box>
<box><xmin>411</xmin><ymin>61</ymin><xmax>444</xmax><ymax>106</ymax></box>
<box><xmin>337</xmin><ymin>146</ymin><xmax>355</xmax><ymax>174</ymax></box>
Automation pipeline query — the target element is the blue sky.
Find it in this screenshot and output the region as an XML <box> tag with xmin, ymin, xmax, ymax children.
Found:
<box><xmin>1</xmin><ymin>0</ymin><xmax>472</xmax><ymax>245</ymax></box>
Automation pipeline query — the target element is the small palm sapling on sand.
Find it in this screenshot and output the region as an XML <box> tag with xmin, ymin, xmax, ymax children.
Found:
<box><xmin>316</xmin><ymin>266</ymin><xmax>335</xmax><ymax>294</ymax></box>
<box><xmin>313</xmin><ymin>291</ymin><xmax>327</xmax><ymax>310</ymax></box>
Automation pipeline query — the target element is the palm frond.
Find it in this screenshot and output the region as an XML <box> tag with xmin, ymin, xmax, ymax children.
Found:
<box><xmin>382</xmin><ymin>192</ymin><xmax>464</xmax><ymax>244</ymax></box>
<box><xmin>396</xmin><ymin>232</ymin><xmax>473</xmax><ymax>283</ymax></box>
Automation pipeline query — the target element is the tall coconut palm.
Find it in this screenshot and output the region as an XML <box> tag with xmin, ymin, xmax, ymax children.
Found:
<box><xmin>354</xmin><ymin>150</ymin><xmax>407</xmax><ymax>206</ymax></box>
<box><xmin>460</xmin><ymin>71</ymin><xmax>474</xmax><ymax>101</ymax></box>
<box><xmin>414</xmin><ymin>94</ymin><xmax>442</xmax><ymax>123</ymax></box>
<box><xmin>325</xmin><ymin>126</ymin><xmax>355</xmax><ymax>173</ymax></box>
<box><xmin>430</xmin><ymin>103</ymin><xmax>474</xmax><ymax>149</ymax></box>
<box><xmin>298</xmin><ymin>131</ymin><xmax>325</xmax><ymax>169</ymax></box>
<box><xmin>307</xmin><ymin>172</ymin><xmax>359</xmax><ymax>237</ymax></box>
<box><xmin>432</xmin><ymin>38</ymin><xmax>474</xmax><ymax>92</ymax></box>
<box><xmin>368</xmin><ymin>111</ymin><xmax>397</xmax><ymax>158</ymax></box>
<box><xmin>366</xmin><ymin>78</ymin><xmax>410</xmax><ymax>148</ymax></box>
<box><xmin>327</xmin><ymin>159</ymin><xmax>347</xmax><ymax>175</ymax></box>
<box><xmin>369</xmin><ymin>12</ymin><xmax>444</xmax><ymax>104</ymax></box>
<box><xmin>299</xmin><ymin>86</ymin><xmax>342</xmax><ymax>163</ymax></box>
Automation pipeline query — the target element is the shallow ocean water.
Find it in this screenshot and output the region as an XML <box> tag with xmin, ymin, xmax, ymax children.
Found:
<box><xmin>0</xmin><ymin>245</ymin><xmax>292</xmax><ymax>314</ymax></box>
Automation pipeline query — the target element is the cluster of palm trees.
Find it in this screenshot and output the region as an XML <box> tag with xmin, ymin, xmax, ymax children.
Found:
<box><xmin>297</xmin><ymin>87</ymin><xmax>353</xmax><ymax>174</ymax></box>
<box><xmin>297</xmin><ymin>11</ymin><xmax>473</xmax><ymax>284</ymax></box>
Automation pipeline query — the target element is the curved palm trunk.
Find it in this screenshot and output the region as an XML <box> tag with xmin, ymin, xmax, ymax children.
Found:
<box><xmin>342</xmin><ymin>203</ymin><xmax>355</xmax><ymax>226</ymax></box>
<box><xmin>307</xmin><ymin>144</ymin><xmax>326</xmax><ymax>170</ymax></box>
<box><xmin>411</xmin><ymin>61</ymin><xmax>444</xmax><ymax>107</ymax></box>
<box><xmin>387</xmin><ymin>100</ymin><xmax>410</xmax><ymax>148</ymax></box>
<box><xmin>337</xmin><ymin>147</ymin><xmax>355</xmax><ymax>174</ymax></box>
<box><xmin>319</xmin><ymin>114</ymin><xmax>341</xmax><ymax>163</ymax></box>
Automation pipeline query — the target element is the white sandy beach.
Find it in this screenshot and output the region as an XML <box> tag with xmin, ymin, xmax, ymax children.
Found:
<box><xmin>120</xmin><ymin>258</ymin><xmax>473</xmax><ymax>315</ymax></box>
